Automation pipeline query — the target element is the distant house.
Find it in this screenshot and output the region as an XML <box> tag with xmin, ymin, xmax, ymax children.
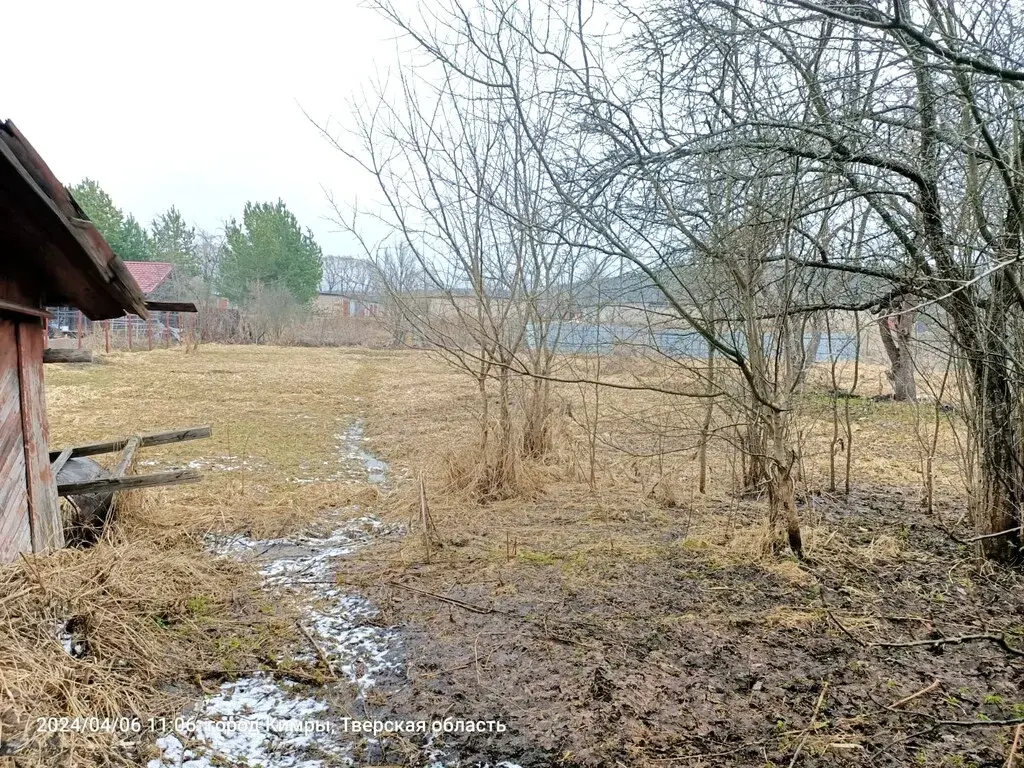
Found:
<box><xmin>49</xmin><ymin>261</ymin><xmax>182</xmax><ymax>337</ymax></box>
<box><xmin>0</xmin><ymin>120</ymin><xmax>147</xmax><ymax>562</ymax></box>
<box><xmin>124</xmin><ymin>261</ymin><xmax>175</xmax><ymax>299</ymax></box>
<box><xmin>315</xmin><ymin>291</ymin><xmax>380</xmax><ymax>318</ymax></box>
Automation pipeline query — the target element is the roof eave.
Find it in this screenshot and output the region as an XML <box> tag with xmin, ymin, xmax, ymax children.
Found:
<box><xmin>0</xmin><ymin>121</ymin><xmax>148</xmax><ymax>320</ymax></box>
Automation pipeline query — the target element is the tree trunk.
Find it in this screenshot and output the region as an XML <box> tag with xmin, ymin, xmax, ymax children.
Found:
<box><xmin>969</xmin><ymin>337</ymin><xmax>1024</xmax><ymax>564</ymax></box>
<box><xmin>767</xmin><ymin>454</ymin><xmax>804</xmax><ymax>559</ymax></box>
<box><xmin>742</xmin><ymin>403</ymin><xmax>771</xmax><ymax>491</ymax></box>
<box><xmin>878</xmin><ymin>297</ymin><xmax>917</xmax><ymax>401</ymax></box>
<box><xmin>523</xmin><ymin>375</ymin><xmax>550</xmax><ymax>458</ymax></box>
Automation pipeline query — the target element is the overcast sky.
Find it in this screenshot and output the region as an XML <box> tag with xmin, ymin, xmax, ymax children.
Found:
<box><xmin>3</xmin><ymin>0</ymin><xmax>397</xmax><ymax>255</ymax></box>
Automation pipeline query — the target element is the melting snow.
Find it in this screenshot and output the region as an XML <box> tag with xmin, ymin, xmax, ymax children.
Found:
<box><xmin>147</xmin><ymin>423</ymin><xmax>398</xmax><ymax>768</ymax></box>
<box><xmin>145</xmin><ymin>420</ymin><xmax>523</xmax><ymax>768</ymax></box>
<box><xmin>147</xmin><ymin>513</ymin><xmax>400</xmax><ymax>768</ymax></box>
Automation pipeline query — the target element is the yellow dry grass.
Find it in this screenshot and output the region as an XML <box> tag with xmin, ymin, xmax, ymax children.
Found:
<box><xmin>358</xmin><ymin>350</ymin><xmax>967</xmax><ymax>575</ymax></box>
<box><xmin>2</xmin><ymin>344</ymin><xmax>388</xmax><ymax>767</ymax></box>
<box><xmin>0</xmin><ymin>342</ymin><xmax>975</xmax><ymax>767</ymax></box>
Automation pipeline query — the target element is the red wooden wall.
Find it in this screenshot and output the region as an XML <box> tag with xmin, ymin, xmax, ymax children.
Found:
<box><xmin>0</xmin><ymin>320</ymin><xmax>31</xmax><ymax>562</ymax></box>
<box><xmin>0</xmin><ymin>309</ymin><xmax>63</xmax><ymax>563</ymax></box>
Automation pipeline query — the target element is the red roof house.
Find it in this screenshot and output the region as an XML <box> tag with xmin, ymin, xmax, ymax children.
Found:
<box><xmin>123</xmin><ymin>261</ymin><xmax>174</xmax><ymax>296</ymax></box>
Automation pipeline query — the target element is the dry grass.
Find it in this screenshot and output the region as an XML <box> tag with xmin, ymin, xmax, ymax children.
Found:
<box><xmin>2</xmin><ymin>344</ymin><xmax>387</xmax><ymax>767</ymax></box>
<box><xmin>357</xmin><ymin>350</ymin><xmax>967</xmax><ymax>575</ymax></box>
<box><xmin>46</xmin><ymin>344</ymin><xmax>390</xmax><ymax>537</ymax></box>
<box><xmin>0</xmin><ymin>342</ymin><xmax>980</xmax><ymax>767</ymax></box>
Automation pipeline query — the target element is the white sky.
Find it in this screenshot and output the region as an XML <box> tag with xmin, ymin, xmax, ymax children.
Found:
<box><xmin>3</xmin><ymin>0</ymin><xmax>400</xmax><ymax>255</ymax></box>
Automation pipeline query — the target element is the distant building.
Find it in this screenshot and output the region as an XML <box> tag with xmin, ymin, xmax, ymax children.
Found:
<box><xmin>123</xmin><ymin>261</ymin><xmax>175</xmax><ymax>298</ymax></box>
<box><xmin>49</xmin><ymin>261</ymin><xmax>184</xmax><ymax>336</ymax></box>
<box><xmin>315</xmin><ymin>291</ymin><xmax>380</xmax><ymax>318</ymax></box>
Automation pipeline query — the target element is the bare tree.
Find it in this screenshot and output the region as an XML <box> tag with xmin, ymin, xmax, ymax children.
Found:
<box><xmin>321</xmin><ymin>25</ymin><xmax>594</xmax><ymax>498</ymax></box>
<box><xmin>322</xmin><ymin>255</ymin><xmax>378</xmax><ymax>295</ymax></box>
<box><xmin>350</xmin><ymin>0</ymin><xmax>1024</xmax><ymax>563</ymax></box>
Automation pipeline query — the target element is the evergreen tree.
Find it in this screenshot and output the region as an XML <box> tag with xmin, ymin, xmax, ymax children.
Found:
<box><xmin>221</xmin><ymin>200</ymin><xmax>323</xmax><ymax>303</ymax></box>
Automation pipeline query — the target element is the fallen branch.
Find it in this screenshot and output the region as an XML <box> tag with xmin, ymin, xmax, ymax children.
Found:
<box><xmin>871</xmin><ymin>633</ymin><xmax>1024</xmax><ymax>657</ymax></box>
<box><xmin>1007</xmin><ymin>724</ymin><xmax>1023</xmax><ymax>768</ymax></box>
<box><xmin>887</xmin><ymin>680</ymin><xmax>941</xmax><ymax>709</ymax></box>
<box><xmin>388</xmin><ymin>582</ymin><xmax>492</xmax><ymax>614</ymax></box>
<box><xmin>788</xmin><ymin>682</ymin><xmax>829</xmax><ymax>768</ymax></box>
<box><xmin>296</xmin><ymin>621</ymin><xmax>337</xmax><ymax>680</ymax></box>
<box><xmin>825</xmin><ymin>610</ymin><xmax>866</xmax><ymax>646</ymax></box>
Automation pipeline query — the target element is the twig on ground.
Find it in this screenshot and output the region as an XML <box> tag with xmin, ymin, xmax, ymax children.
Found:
<box><xmin>887</xmin><ymin>680</ymin><xmax>941</xmax><ymax>709</ymax></box>
<box><xmin>1007</xmin><ymin>724</ymin><xmax>1023</xmax><ymax>768</ymax></box>
<box><xmin>872</xmin><ymin>633</ymin><xmax>1024</xmax><ymax>657</ymax></box>
<box><xmin>825</xmin><ymin>610</ymin><xmax>866</xmax><ymax>646</ymax></box>
<box><xmin>296</xmin><ymin>621</ymin><xmax>337</xmax><ymax>680</ymax></box>
<box><xmin>788</xmin><ymin>681</ymin><xmax>829</xmax><ymax>768</ymax></box>
<box><xmin>388</xmin><ymin>581</ymin><xmax>493</xmax><ymax>614</ymax></box>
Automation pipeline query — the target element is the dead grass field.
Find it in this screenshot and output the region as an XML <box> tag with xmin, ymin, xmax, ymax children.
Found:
<box><xmin>1</xmin><ymin>345</ymin><xmax>389</xmax><ymax>767</ymax></box>
<box><xmin>353</xmin><ymin>350</ymin><xmax>1024</xmax><ymax>768</ymax></box>
<box><xmin>2</xmin><ymin>344</ymin><xmax>1022</xmax><ymax>768</ymax></box>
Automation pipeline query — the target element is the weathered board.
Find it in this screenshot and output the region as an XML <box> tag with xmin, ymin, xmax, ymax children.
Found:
<box><xmin>17</xmin><ymin>320</ymin><xmax>63</xmax><ymax>551</ymax></box>
<box><xmin>48</xmin><ymin>426</ymin><xmax>212</xmax><ymax>461</ymax></box>
<box><xmin>0</xmin><ymin>320</ymin><xmax>30</xmax><ymax>562</ymax></box>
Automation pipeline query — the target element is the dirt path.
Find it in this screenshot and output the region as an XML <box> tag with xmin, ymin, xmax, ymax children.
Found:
<box><xmin>144</xmin><ymin>407</ymin><xmax>525</xmax><ymax>768</ymax></box>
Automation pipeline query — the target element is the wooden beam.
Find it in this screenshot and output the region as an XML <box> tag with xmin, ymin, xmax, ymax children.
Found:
<box><xmin>48</xmin><ymin>425</ymin><xmax>212</xmax><ymax>461</ymax></box>
<box><xmin>0</xmin><ymin>123</ymin><xmax>148</xmax><ymax>319</ymax></box>
<box><xmin>43</xmin><ymin>349</ymin><xmax>93</xmax><ymax>364</ymax></box>
<box><xmin>113</xmin><ymin>436</ymin><xmax>141</xmax><ymax>478</ymax></box>
<box><xmin>0</xmin><ymin>299</ymin><xmax>50</xmax><ymax>320</ymax></box>
<box><xmin>17</xmin><ymin>321</ymin><xmax>64</xmax><ymax>552</ymax></box>
<box><xmin>51</xmin><ymin>446</ymin><xmax>73</xmax><ymax>478</ymax></box>
<box><xmin>57</xmin><ymin>468</ymin><xmax>201</xmax><ymax>496</ymax></box>
<box><xmin>145</xmin><ymin>301</ymin><xmax>198</xmax><ymax>313</ymax></box>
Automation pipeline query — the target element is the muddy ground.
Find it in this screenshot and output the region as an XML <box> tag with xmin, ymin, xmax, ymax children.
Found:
<box><xmin>344</xmin><ymin>487</ymin><xmax>1024</xmax><ymax>768</ymax></box>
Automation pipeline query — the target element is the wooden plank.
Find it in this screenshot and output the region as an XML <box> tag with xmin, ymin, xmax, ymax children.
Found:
<box><xmin>50</xmin><ymin>446</ymin><xmax>73</xmax><ymax>478</ymax></box>
<box><xmin>145</xmin><ymin>301</ymin><xmax>198</xmax><ymax>313</ymax></box>
<box><xmin>57</xmin><ymin>468</ymin><xmax>200</xmax><ymax>496</ymax></box>
<box><xmin>43</xmin><ymin>349</ymin><xmax>93</xmax><ymax>364</ymax></box>
<box><xmin>48</xmin><ymin>425</ymin><xmax>212</xmax><ymax>461</ymax></box>
<box><xmin>16</xmin><ymin>321</ymin><xmax>63</xmax><ymax>552</ymax></box>
<box><xmin>112</xmin><ymin>436</ymin><xmax>141</xmax><ymax>478</ymax></box>
<box><xmin>0</xmin><ymin>320</ymin><xmax>30</xmax><ymax>564</ymax></box>
<box><xmin>0</xmin><ymin>299</ymin><xmax>50</xmax><ymax>320</ymax></box>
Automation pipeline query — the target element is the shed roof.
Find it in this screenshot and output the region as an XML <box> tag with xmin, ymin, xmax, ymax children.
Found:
<box><xmin>0</xmin><ymin>121</ymin><xmax>147</xmax><ymax>320</ymax></box>
<box><xmin>124</xmin><ymin>262</ymin><xmax>174</xmax><ymax>295</ymax></box>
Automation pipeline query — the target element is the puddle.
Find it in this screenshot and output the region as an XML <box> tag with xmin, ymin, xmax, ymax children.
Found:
<box><xmin>339</xmin><ymin>421</ymin><xmax>387</xmax><ymax>485</ymax></box>
<box><xmin>289</xmin><ymin>419</ymin><xmax>386</xmax><ymax>486</ymax></box>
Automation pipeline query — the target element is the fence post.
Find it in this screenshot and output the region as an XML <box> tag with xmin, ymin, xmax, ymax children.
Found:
<box><xmin>147</xmin><ymin>315</ymin><xmax>153</xmax><ymax>351</ymax></box>
<box><xmin>127</xmin><ymin>316</ymin><xmax>133</xmax><ymax>351</ymax></box>
<box><xmin>76</xmin><ymin>311</ymin><xmax>83</xmax><ymax>350</ymax></box>
<box><xmin>104</xmin><ymin>320</ymin><xmax>110</xmax><ymax>353</ymax></box>
<box><xmin>164</xmin><ymin>312</ymin><xmax>171</xmax><ymax>348</ymax></box>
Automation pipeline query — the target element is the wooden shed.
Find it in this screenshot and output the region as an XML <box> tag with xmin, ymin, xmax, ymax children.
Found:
<box><xmin>0</xmin><ymin>120</ymin><xmax>147</xmax><ymax>563</ymax></box>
